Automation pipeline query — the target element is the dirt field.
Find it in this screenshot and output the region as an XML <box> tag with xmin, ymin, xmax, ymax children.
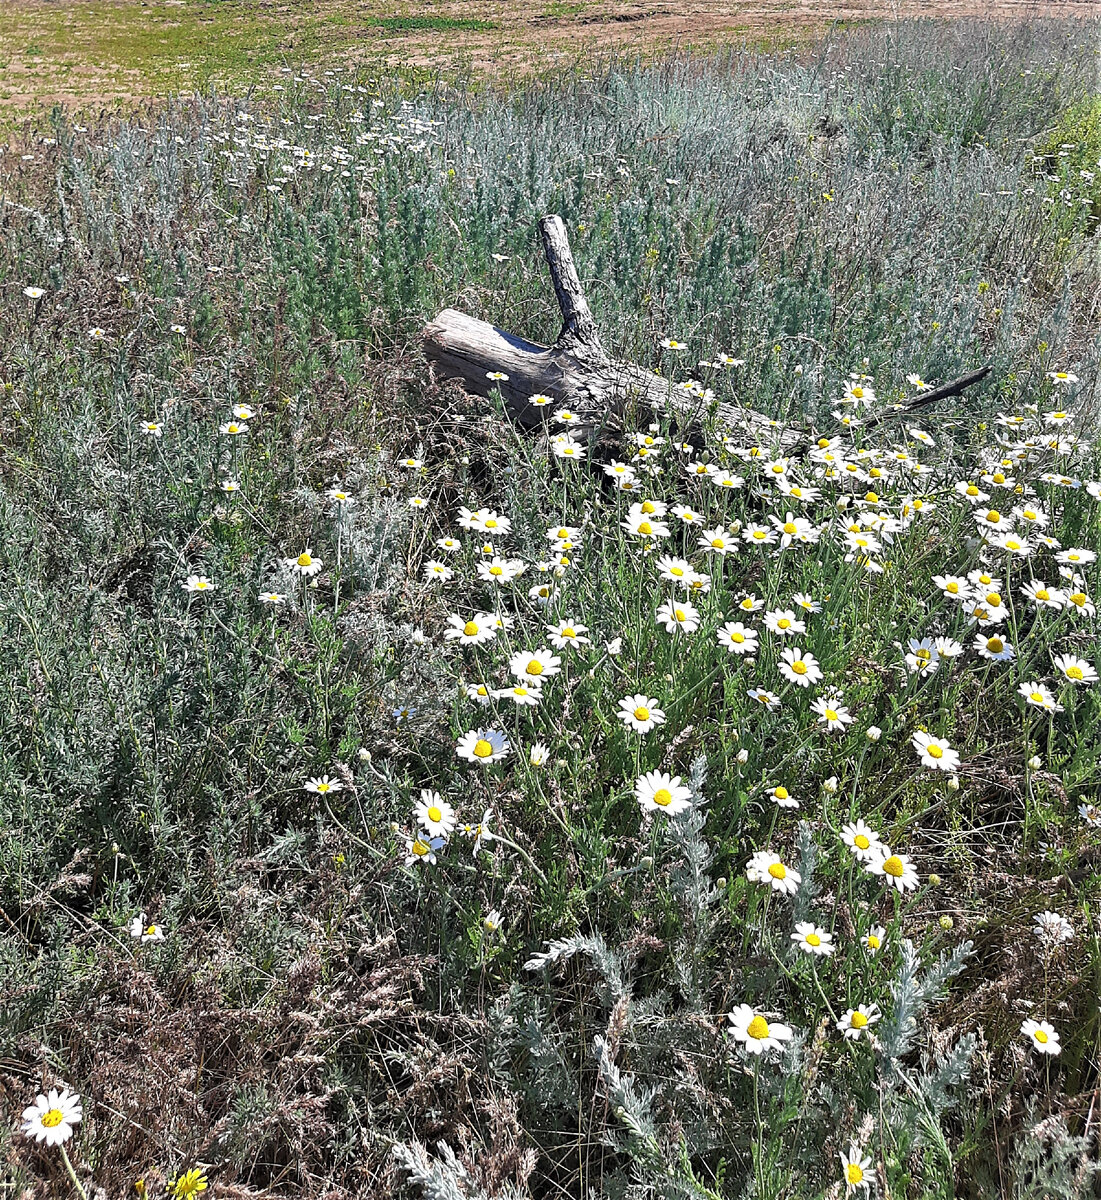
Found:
<box><xmin>0</xmin><ymin>0</ymin><xmax>1094</xmax><ymax>117</ymax></box>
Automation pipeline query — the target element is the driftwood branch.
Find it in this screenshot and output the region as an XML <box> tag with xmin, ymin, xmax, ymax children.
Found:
<box><xmin>423</xmin><ymin>214</ymin><xmax>798</xmax><ymax>448</ymax></box>
<box><xmin>861</xmin><ymin>365</ymin><xmax>994</xmax><ymax>432</ymax></box>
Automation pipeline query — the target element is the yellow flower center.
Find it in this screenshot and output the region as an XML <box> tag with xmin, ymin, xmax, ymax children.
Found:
<box><xmin>768</xmin><ymin>862</ymin><xmax>787</xmax><ymax>880</ymax></box>
<box><xmin>806</xmin><ymin>933</ymin><xmax>821</xmax><ymax>947</ymax></box>
<box><xmin>526</xmin><ymin>660</ymin><xmax>544</xmax><ymax>676</ymax></box>
<box><xmin>850</xmin><ymin>1011</ymin><xmax>868</xmax><ymax>1028</ymax></box>
<box><xmin>783</xmin><ymin>522</ymin><xmax>797</xmax><ymax>535</ymax></box>
<box><xmin>711</xmin><ymin>537</ymin><xmax>724</xmax><ymax>548</ymax></box>
<box><xmin>473</xmin><ymin>739</ymin><xmax>493</xmax><ymax>758</ymax></box>
<box><xmin>1035</xmin><ymin>1029</ymin><xmax>1049</xmax><ymax>1044</ymax></box>
<box><xmin>855</xmin><ymin>834</ymin><xmax>870</xmax><ymax>850</ymax></box>
<box><xmin>791</xmin><ymin>661</ymin><xmax>807</xmax><ymax>675</ymax></box>
<box><xmin>674</xmin><ymin>609</ymin><xmax>686</xmax><ymax>622</ymax></box>
<box><xmin>297</xmin><ymin>552</ymin><xmax>313</xmax><ymax>567</ymax></box>
<box><xmin>882</xmin><ymin>855</ymin><xmax>904</xmax><ymax>877</ymax></box>
<box><xmin>562</xmin><ymin>627</ymin><xmax>576</xmax><ymax>637</ymax></box>
<box><xmin>317</xmin><ymin>782</ymin><xmax>331</xmax><ymax>793</ymax></box>
<box><xmin>145</xmin><ymin>925</ymin><xmax>157</xmax><ymax>936</ymax></box>
<box><xmin>778</xmin><ymin>618</ymin><xmax>791</xmax><ymax>629</ymax></box>
<box><xmin>638</xmin><ymin>521</ymin><xmax>653</xmax><ymax>535</ymax></box>
<box><xmin>774</xmin><ymin>786</ymin><xmax>788</xmax><ymax>800</ymax></box>
<box><xmin>987</xmin><ymin>638</ymin><xmax>1004</xmax><ymax>653</ymax></box>
<box><xmin>986</xmin><ymin>592</ymin><xmax>1002</xmax><ymax>606</ymax></box>
<box><xmin>670</xmin><ymin>567</ymin><xmax>684</xmax><ymax>576</ymax></box>
<box><xmin>41</xmin><ymin>1108</ymin><xmax>65</xmax><ymax>1128</ymax></box>
<box><xmin>412</xmin><ymin>839</ymin><xmax>430</xmax><ymax>856</ymax></box>
<box><xmin>489</xmin><ymin>565</ymin><xmax>503</xmax><ymax>576</ymax></box>
<box><xmin>927</xmin><ymin>744</ymin><xmax>943</xmax><ymax>759</ymax></box>
<box><xmin>652</xmin><ymin>788</ymin><xmax>673</xmax><ymax>807</ymax></box>
<box><xmin>1070</xmin><ymin>593</ymin><xmax>1087</xmax><ymax>607</ymax></box>
<box><xmin>852</xmin><ymin>387</ymin><xmax>864</xmax><ymax>398</ymax></box>
<box><xmin>741</xmin><ymin>598</ymin><xmax>754</xmax><ymax>609</ymax></box>
<box><xmin>916</xmin><ymin>648</ymin><xmax>931</xmax><ymax>660</ymax></box>
<box><xmin>730</xmin><ymin>631</ymin><xmax>745</xmax><ymax>643</ymax></box>
<box><xmin>985</xmin><ymin>509</ymin><xmax>1001</xmax><ymax>522</ymax></box>
<box><xmin>966</xmin><ymin>485</ymin><xmax>979</xmax><ymax>496</ymax></box>
<box><xmin>642</xmin><ymin>500</ymin><xmax>656</xmax><ymax>513</ymax></box>
<box><xmin>847</xmin><ymin>1164</ymin><xmax>864</xmax><ymax>1184</ymax></box>
<box><xmin>865</xmin><ymin>491</ymin><xmax>879</xmax><ymax>502</ymax></box>
<box><xmin>1030</xmin><ymin>692</ymin><xmax>1044</xmax><ymax>703</ymax></box>
<box><xmin>746</xmin><ymin>1015</ymin><xmax>770</xmax><ymax>1040</ymax></box>
<box><xmin>867</xmin><ymin>934</ymin><xmax>880</xmax><ymax>949</ymax></box>
<box><xmin>427</xmin><ymin>806</ymin><xmax>442</xmax><ymax>823</ymax></box>
<box><xmin>825</xmin><ymin>709</ymin><xmax>838</xmax><ymax>721</ymax></box>
<box><xmin>634</xmin><ymin>706</ymin><xmax>650</xmax><ymax>722</ymax></box>
<box><xmin>485</xmin><ymin>518</ymin><xmax>498</xmax><ymax>528</ymax></box>
<box><xmin>1068</xmin><ymin>666</ymin><xmax>1084</xmax><ymax>680</ymax></box>
<box><xmin>463</xmin><ymin>621</ymin><xmax>479</xmax><ymax>636</ymax></box>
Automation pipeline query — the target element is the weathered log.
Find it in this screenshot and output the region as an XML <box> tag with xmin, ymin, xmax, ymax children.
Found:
<box><xmin>423</xmin><ymin>214</ymin><xmax>800</xmax><ymax>449</ymax></box>
<box><xmin>860</xmin><ymin>365</ymin><xmax>994</xmax><ymax>433</ymax></box>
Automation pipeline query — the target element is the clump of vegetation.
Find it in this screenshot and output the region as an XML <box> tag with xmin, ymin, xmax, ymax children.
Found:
<box><xmin>0</xmin><ymin>17</ymin><xmax>1099</xmax><ymax>1199</ymax></box>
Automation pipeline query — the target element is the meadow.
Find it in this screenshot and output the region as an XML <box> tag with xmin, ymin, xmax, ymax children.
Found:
<box><xmin>1</xmin><ymin>15</ymin><xmax>1101</xmax><ymax>1199</ymax></box>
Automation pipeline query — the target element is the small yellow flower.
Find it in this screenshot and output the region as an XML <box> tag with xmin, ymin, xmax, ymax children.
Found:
<box><xmin>169</xmin><ymin>1168</ymin><xmax>208</xmax><ymax>1199</ymax></box>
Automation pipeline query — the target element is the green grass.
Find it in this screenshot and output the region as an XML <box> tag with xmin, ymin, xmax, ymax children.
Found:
<box><xmin>374</xmin><ymin>15</ymin><xmax>499</xmax><ymax>33</ymax></box>
<box><xmin>1</xmin><ymin>17</ymin><xmax>1100</xmax><ymax>1200</ymax></box>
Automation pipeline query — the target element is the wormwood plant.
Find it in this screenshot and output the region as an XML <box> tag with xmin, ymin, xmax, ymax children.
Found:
<box><xmin>0</xmin><ymin>16</ymin><xmax>1099</xmax><ymax>1200</ymax></box>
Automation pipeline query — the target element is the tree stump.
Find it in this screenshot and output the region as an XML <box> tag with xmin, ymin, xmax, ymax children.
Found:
<box><xmin>422</xmin><ymin>214</ymin><xmax>799</xmax><ymax>449</ymax></box>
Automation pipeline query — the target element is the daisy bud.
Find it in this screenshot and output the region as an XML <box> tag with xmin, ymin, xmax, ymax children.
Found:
<box><xmin>823</xmin><ymin>776</ymin><xmax>839</xmax><ymax>794</ymax></box>
<box><xmin>794</xmin><ymin>364</ymin><xmax>804</xmax><ymax>375</ymax></box>
<box><xmin>389</xmin><ymin>821</ymin><xmax>401</xmax><ymax>834</ymax></box>
<box><xmin>866</xmin><ymin>725</ymin><xmax>882</xmax><ymax>742</ymax></box>
<box><xmin>947</xmin><ymin>776</ymin><xmax>960</xmax><ymax>791</ymax></box>
<box><xmin>606</xmin><ymin>637</ymin><xmax>623</xmax><ymax>656</ymax></box>
<box><xmin>1028</xmin><ymin>755</ymin><xmax>1042</xmax><ymax>770</ymax></box>
<box><xmin>641</xmin><ymin>856</ymin><xmax>654</xmax><ymax>869</ymax></box>
<box><xmin>411</xmin><ymin>630</ymin><xmax>427</xmax><ymax>645</ymax></box>
<box><xmin>716</xmin><ymin>877</ymin><xmax>727</xmax><ymax>888</ymax></box>
<box><xmin>736</xmin><ymin>749</ymin><xmax>749</xmax><ymax>764</ymax></box>
<box><xmin>358</xmin><ymin>748</ymin><xmax>372</xmax><ymax>762</ymax></box>
<box><xmin>928</xmin><ymin>873</ymin><xmax>941</xmax><ymax>886</ymax></box>
<box><xmin>664</xmin><ymin>673</ymin><xmax>674</xmax><ymax>683</ymax></box>
<box><xmin>939</xmin><ymin>915</ymin><xmax>954</xmax><ymax>930</ymax></box>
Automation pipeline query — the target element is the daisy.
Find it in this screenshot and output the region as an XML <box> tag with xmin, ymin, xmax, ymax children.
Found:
<box><xmin>509</xmin><ymin>648</ymin><xmax>561</xmax><ymax>682</ymax></box>
<box><xmin>220</xmin><ymin>420</ymin><xmax>248</xmax><ymax>436</ymax></box>
<box><xmin>1033</xmin><ymin>911</ymin><xmax>1074</xmax><ymax>947</ymax></box>
<box><xmin>1018</xmin><ymin>681</ymin><xmax>1064</xmax><ymax>712</ymax></box>
<box><xmin>21</xmin><ymin>1089</ymin><xmax>83</xmax><ymax>1146</ymax></box>
<box><xmin>634</xmin><ymin>769</ymin><xmax>692</xmax><ymax>815</ymax></box>
<box><xmin>840</xmin><ymin>820</ymin><xmax>884</xmax><ymax>862</ymax></box>
<box><xmin>477</xmin><ymin>556</ymin><xmax>525</xmax><ymax>584</ymax></box>
<box><xmin>716</xmin><ymin>621</ymin><xmax>758</xmax><ymax>655</ymax></box>
<box><xmin>1080</xmin><ymin>802</ymin><xmax>1101</xmax><ymax>827</ymax></box>
<box><xmin>405</xmin><ymin>833</ymin><xmax>445</xmax><ymax>866</ymax></box>
<box><xmin>232</xmin><ymin>404</ymin><xmax>255</xmax><ymax>420</ymax></box>
<box><xmin>747</xmin><ymin>687</ymin><xmax>782</xmax><ymax>710</ymax></box>
<box><xmin>415</xmin><ymin>790</ymin><xmax>456</xmax><ymax>837</ymax></box>
<box><xmin>258</xmin><ymin>591</ymin><xmax>285</xmax><ymax>606</ymax></box>
<box><xmin>767</xmin><ymin>785</ymin><xmax>799</xmax><ymax>809</ymax></box>
<box><xmin>839</xmin><ymin>1144</ymin><xmax>874</xmax><ymax>1193</ymax></box>
<box><xmin>792</xmin><ymin>592</ymin><xmax>822</xmax><ymax>614</ymax></box>
<box><xmin>285</xmin><ymin>549</ymin><xmax>323</xmax><ymax>577</ymax></box>
<box><xmin>791</xmin><ymin>921</ymin><xmax>834</xmax><ymax>956</ymax></box>
<box><xmin>764</xmin><ymin>609</ymin><xmax>806</xmax><ymax>637</ymax></box>
<box><xmin>735</xmin><ymin>593</ymin><xmax>764</xmax><ymax>614</ymax></box>
<box><xmin>1021</xmin><ymin>1018</ymin><xmax>1061</xmax><ymax>1056</ymax></box>
<box><xmin>552</xmin><ymin>436</ymin><xmax>586</xmax><ymax>460</ymax></box>
<box><xmin>1056</xmin><ymin>547</ymin><xmax>1095</xmax><ymax>567</ymax></box>
<box><xmin>746</xmin><ymin>850</ymin><xmax>800</xmax><ymax>894</ymax></box>
<box><xmin>811</xmin><ymin>696</ymin><xmax>853</xmax><ymax>733</ymax></box>
<box><xmin>779</xmin><ymin>647</ymin><xmax>823</xmax><ymax>687</ymax></box>
<box><xmin>974</xmin><ymin>632</ymin><xmax>1015</xmax><ymax>662</ymax></box>
<box><xmin>904</xmin><ymin>638</ymin><xmax>939</xmax><ymax>675</ymax></box>
<box><xmin>911</xmin><ymin>731</ymin><xmax>960</xmax><ymax>772</ymax></box>
<box><xmin>436</xmin><ymin>536</ymin><xmax>461</xmax><ymax>553</ymax></box>
<box><xmin>459</xmin><ymin>808</ymin><xmax>495</xmax><ymax>853</ymax></box>
<box><xmin>529</xmin><ymin>743</ymin><xmax>550</xmax><ymax>766</ymax></box>
<box><xmin>305</xmin><ymin>775</ymin><xmax>344</xmax><ymax>795</ymax></box>
<box><xmin>742</xmin><ymin>523</ymin><xmax>777</xmax><ymax>546</ymax></box>
<box><xmin>181</xmin><ymin>575</ymin><xmax>216</xmax><ymax>594</ymax></box>
<box><xmin>486</xmin><ymin>370</ymin><xmax>509</xmax><ymax>381</ymax></box>
<box><xmin>671</xmin><ymin>504</ymin><xmax>705</xmax><ymax>525</ymax></box>
<box><xmin>128</xmin><ymin>912</ymin><xmax>166</xmax><ymax>943</ymax></box>
<box><xmin>865</xmin><ymin>850</ymin><xmax>920</xmax><ymax>893</ymax></box>
<box><xmin>1020</xmin><ymin>579</ymin><xmax>1066</xmax><ymax>610</ymax></box>
<box><xmin>770</xmin><ymin>512</ymin><xmax>820</xmax><ymax>547</ymax></box>
<box><xmin>655</xmin><ymin>556</ymin><xmax>693</xmax><ymax>584</ymax></box>
<box><xmin>546</xmin><ymin>620</ymin><xmax>591</xmax><ymax>650</ymax></box>
<box><xmin>618</xmin><ymin>694</ymin><xmax>666</xmax><ymax>734</ymax></box>
<box><xmin>455</xmin><ymin>729</ymin><xmax>511</xmax><ymax>764</ymax></box>
<box><xmin>528</xmin><ymin>582</ymin><xmax>557</xmax><ymax>606</ymax></box>
<box><xmin>727</xmin><ymin>1004</ymin><xmax>794</xmax><ymax>1055</ymax></box>
<box><xmin>836</xmin><ymin>1004</ymin><xmax>881</xmax><ymax>1040</ymax></box>
<box><xmin>493</xmin><ymin>682</ymin><xmax>543</xmax><ymax>707</ymax></box>
<box><xmin>698</xmin><ymin>526</ymin><xmax>736</xmax><ymax>555</ymax></box>
<box><xmin>1065</xmin><ymin>589</ymin><xmax>1096</xmax><ymax>617</ymax></box>
<box><xmin>424</xmin><ymin>560</ymin><xmax>454</xmax><ymax>583</ymax></box>
<box><xmin>862</xmin><ymin>924</ymin><xmax>886</xmax><ymax>954</ymax></box>
<box><xmin>444</xmin><ymin>613</ymin><xmax>497</xmax><ymax>646</ymax></box>
<box><xmin>464</xmin><ymin>682</ymin><xmax>492</xmax><ymax>706</ymax></box>
<box><xmin>22</xmin><ymin>286</ymin><xmax>46</xmax><ymax>300</ymax></box>
<box><xmin>1053</xmin><ymin>653</ymin><xmax>1098</xmax><ymax>685</ymax></box>
<box><xmin>655</xmin><ymin>598</ymin><xmax>700</xmax><ymax>634</ymax></box>
<box><xmin>529</xmin><ymin>393</ymin><xmax>554</xmax><ymax>407</ymax></box>
<box><xmin>138</xmin><ymin>419</ymin><xmax>163</xmax><ymax>437</ymax></box>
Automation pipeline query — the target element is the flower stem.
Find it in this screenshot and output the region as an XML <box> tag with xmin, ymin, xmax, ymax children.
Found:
<box><xmin>60</xmin><ymin>1144</ymin><xmax>89</xmax><ymax>1200</ymax></box>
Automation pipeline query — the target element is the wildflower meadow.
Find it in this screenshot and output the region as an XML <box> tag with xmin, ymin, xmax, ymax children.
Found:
<box><xmin>1</xmin><ymin>16</ymin><xmax>1100</xmax><ymax>1199</ymax></box>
